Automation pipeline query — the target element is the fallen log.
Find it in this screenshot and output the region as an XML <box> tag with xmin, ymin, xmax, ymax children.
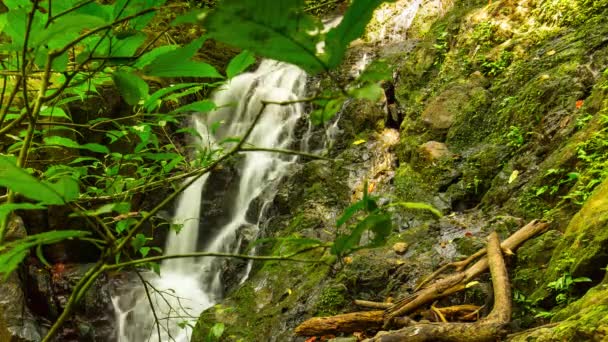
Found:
<box><xmin>384</xmin><ymin>220</ymin><xmax>547</xmax><ymax>323</ymax></box>
<box><xmin>294</xmin><ymin>311</ymin><xmax>410</xmax><ymax>336</ymax></box>
<box><xmin>367</xmin><ymin>232</ymin><xmax>512</xmax><ymax>341</ymax></box>
<box><xmin>294</xmin><ymin>221</ymin><xmax>547</xmax><ymax>337</ymax></box>
<box><xmin>367</xmin><ymin>322</ymin><xmax>508</xmax><ymax>342</ymax></box>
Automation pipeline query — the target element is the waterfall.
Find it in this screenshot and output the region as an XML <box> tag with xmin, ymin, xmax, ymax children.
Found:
<box><xmin>113</xmin><ymin>60</ymin><xmax>308</xmax><ymax>342</ymax></box>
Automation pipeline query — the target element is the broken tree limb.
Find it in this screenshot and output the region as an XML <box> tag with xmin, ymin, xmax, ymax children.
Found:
<box><xmin>354</xmin><ymin>300</ymin><xmax>393</xmax><ymax>309</ymax></box>
<box><xmin>367</xmin><ymin>231</ymin><xmax>512</xmax><ymax>341</ymax></box>
<box><xmin>415</xmin><ymin>219</ymin><xmax>543</xmax><ymax>290</ymax></box>
<box><xmin>384</xmin><ymin>220</ymin><xmax>548</xmax><ymax>323</ymax></box>
<box><xmin>295</xmin><ymin>310</ymin><xmax>384</xmax><ymax>336</ymax></box>
<box><xmin>294</xmin><ymin>220</ymin><xmax>546</xmax><ymax>337</ymax></box>
<box><xmin>483</xmin><ymin>232</ymin><xmax>511</xmax><ymax>323</ymax></box>
<box><xmin>294</xmin><ymin>311</ymin><xmax>414</xmax><ymax>336</ymax></box>
<box><xmin>367</xmin><ymin>322</ymin><xmax>508</xmax><ymax>342</ymax></box>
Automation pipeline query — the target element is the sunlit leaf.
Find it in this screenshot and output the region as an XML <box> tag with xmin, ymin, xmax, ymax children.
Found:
<box><xmin>203</xmin><ymin>0</ymin><xmax>326</xmax><ymax>73</ymax></box>
<box><xmin>0</xmin><ymin>155</ymin><xmax>64</xmax><ymax>205</ymax></box>
<box><xmin>113</xmin><ymin>71</ymin><xmax>149</xmax><ymax>105</ymax></box>
<box><xmin>43</xmin><ymin>136</ymin><xmax>110</xmax><ymax>154</ymax></box>
<box><xmin>170</xmin><ymin>100</ymin><xmax>216</xmax><ymax>114</ymax></box>
<box><xmin>226</xmin><ymin>50</ymin><xmax>255</xmax><ymax>78</ymax></box>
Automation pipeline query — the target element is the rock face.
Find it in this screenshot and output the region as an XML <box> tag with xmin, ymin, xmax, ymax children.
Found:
<box><xmin>0</xmin><ymin>273</ymin><xmax>44</xmax><ymax>342</ymax></box>
<box><xmin>188</xmin><ymin>0</ymin><xmax>608</xmax><ymax>341</ymax></box>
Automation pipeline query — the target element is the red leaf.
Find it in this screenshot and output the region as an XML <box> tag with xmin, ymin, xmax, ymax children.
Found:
<box><xmin>576</xmin><ymin>99</ymin><xmax>584</xmax><ymax>109</ymax></box>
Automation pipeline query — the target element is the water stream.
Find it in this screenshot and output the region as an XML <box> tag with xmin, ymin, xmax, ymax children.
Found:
<box><xmin>113</xmin><ymin>60</ymin><xmax>308</xmax><ymax>342</ymax></box>
<box><xmin>113</xmin><ymin>1</ymin><xmax>424</xmax><ymax>340</ymax></box>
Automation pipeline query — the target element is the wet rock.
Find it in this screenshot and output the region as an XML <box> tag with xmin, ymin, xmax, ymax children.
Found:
<box><xmin>392</xmin><ymin>242</ymin><xmax>409</xmax><ymax>255</ymax></box>
<box><xmin>418</xmin><ymin>141</ymin><xmax>453</xmax><ymax>161</ymax></box>
<box><xmin>0</xmin><ymin>272</ymin><xmax>44</xmax><ymax>342</ymax></box>
<box><xmin>5</xmin><ymin>214</ymin><xmax>26</xmax><ymax>242</ymax></box>
<box><xmin>25</xmin><ymin>263</ymin><xmax>116</xmax><ymax>342</ymax></box>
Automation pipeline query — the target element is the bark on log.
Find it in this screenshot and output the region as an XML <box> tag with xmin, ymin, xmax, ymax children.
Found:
<box><xmin>294</xmin><ymin>311</ymin><xmax>385</xmax><ymax>336</ymax></box>
<box><xmin>483</xmin><ymin>232</ymin><xmax>511</xmax><ymax>323</ymax></box>
<box><xmin>367</xmin><ymin>322</ymin><xmax>507</xmax><ymax>342</ymax></box>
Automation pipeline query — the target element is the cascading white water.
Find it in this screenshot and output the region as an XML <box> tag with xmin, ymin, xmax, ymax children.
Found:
<box><xmin>367</xmin><ymin>0</ymin><xmax>423</xmax><ymax>43</ymax></box>
<box><xmin>113</xmin><ymin>60</ymin><xmax>308</xmax><ymax>342</ymax></box>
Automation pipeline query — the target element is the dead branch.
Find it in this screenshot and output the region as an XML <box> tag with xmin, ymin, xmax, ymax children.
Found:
<box><xmin>294</xmin><ymin>220</ymin><xmax>547</xmax><ymax>337</ymax></box>
<box><xmin>415</xmin><ymin>220</ymin><xmax>542</xmax><ymax>291</ymax></box>
<box><xmin>483</xmin><ymin>232</ymin><xmax>511</xmax><ymax>323</ymax></box>
<box><xmin>366</xmin><ymin>231</ymin><xmax>512</xmax><ymax>341</ymax></box>
<box><xmin>385</xmin><ymin>220</ymin><xmax>547</xmax><ymax>323</ymax></box>
<box><xmin>354</xmin><ymin>300</ymin><xmax>393</xmax><ymax>309</ymax></box>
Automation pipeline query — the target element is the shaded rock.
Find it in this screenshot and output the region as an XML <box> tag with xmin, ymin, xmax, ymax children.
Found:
<box><xmin>0</xmin><ymin>272</ymin><xmax>44</xmax><ymax>342</ymax></box>
<box><xmin>419</xmin><ymin>141</ymin><xmax>453</xmax><ymax>161</ymax></box>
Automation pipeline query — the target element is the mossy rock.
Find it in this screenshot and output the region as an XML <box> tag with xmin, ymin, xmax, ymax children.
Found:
<box><xmin>529</xmin><ymin>178</ymin><xmax>608</xmax><ymax>306</ymax></box>
<box><xmin>509</xmin><ymin>283</ymin><xmax>608</xmax><ymax>341</ymax></box>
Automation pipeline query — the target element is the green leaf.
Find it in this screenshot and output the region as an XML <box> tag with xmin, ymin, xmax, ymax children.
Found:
<box><xmin>0</xmin><ymin>155</ymin><xmax>65</xmax><ymax>205</ymax></box>
<box><xmin>172</xmin><ymin>8</ymin><xmax>205</xmax><ymax>26</ymax></box>
<box><xmin>112</xmin><ymin>71</ymin><xmax>149</xmax><ymax>105</ymax></box>
<box><xmin>207</xmin><ymin>322</ymin><xmax>225</xmax><ymax>342</ymax></box>
<box><xmin>324</xmin><ymin>0</ymin><xmax>387</xmax><ymax>68</ymax></box>
<box><xmin>47</xmin><ymin>177</ymin><xmax>80</xmax><ymax>203</ymax></box>
<box><xmin>131</xmin><ymin>233</ymin><xmax>150</xmax><ymax>252</ymax></box>
<box><xmin>349</xmin><ymin>83</ymin><xmax>384</xmax><ymax>101</ymax></box>
<box><xmin>0</xmin><ymin>230</ymin><xmax>90</xmax><ymax>280</ymax></box>
<box><xmin>357</xmin><ymin>60</ymin><xmax>392</xmax><ymax>83</ymax></box>
<box><xmin>134</xmin><ymin>45</ymin><xmax>179</xmax><ymax>69</ymax></box>
<box><xmin>170</xmin><ymin>100</ymin><xmax>216</xmax><ymax>114</ymax></box>
<box><xmin>331</xmin><ymin>213</ymin><xmax>391</xmax><ymax>256</ymax></box>
<box><xmin>310</xmin><ymin>98</ymin><xmax>344</xmax><ymax>125</ymax></box>
<box><xmin>109</xmin><ymin>33</ymin><xmax>147</xmax><ymax>57</ymax></box>
<box><xmin>203</xmin><ymin>0</ymin><xmax>326</xmax><ymax>73</ymax></box>
<box><xmin>144</xmin><ymin>83</ymin><xmax>200</xmax><ymax>111</ymax></box>
<box><xmin>388</xmin><ymin>201</ymin><xmax>442</xmax><ymax>217</ymax></box>
<box><xmin>33</xmin><ymin>14</ymin><xmax>106</xmax><ymax>47</ymax></box>
<box><xmin>336</xmin><ymin>200</ymin><xmax>366</xmax><ymax>227</ymax></box>
<box><xmin>43</xmin><ymin>136</ymin><xmax>110</xmax><ymax>154</ymax></box>
<box><xmin>226</xmin><ymin>50</ymin><xmax>255</xmax><ymax>78</ymax></box>
<box><xmin>40</xmin><ymin>106</ymin><xmax>70</xmax><ymax>120</ymax></box>
<box><xmin>145</xmin><ymin>60</ymin><xmax>223</xmax><ymax>78</ymax></box>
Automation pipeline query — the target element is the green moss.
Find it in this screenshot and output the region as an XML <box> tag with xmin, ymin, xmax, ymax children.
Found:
<box><xmin>315</xmin><ymin>285</ymin><xmax>348</xmax><ymax>316</ymax></box>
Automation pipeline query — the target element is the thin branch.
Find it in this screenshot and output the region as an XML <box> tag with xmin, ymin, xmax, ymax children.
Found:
<box><xmin>46</xmin><ymin>0</ymin><xmax>96</xmax><ymax>28</ymax></box>
<box><xmin>240</xmin><ymin>147</ymin><xmax>332</xmax><ymax>160</ymax></box>
<box><xmin>0</xmin><ymin>76</ymin><xmax>22</xmax><ymax>127</ymax></box>
<box><xmin>106</xmin><ymin>250</ymin><xmax>322</xmax><ymax>271</ymax></box>
<box><xmin>136</xmin><ymin>270</ymin><xmax>162</xmax><ymax>342</ymax></box>
<box><xmin>114</xmin><ymin>99</ymin><xmax>272</xmax><ymax>253</ymax></box>
<box><xmin>50</xmin><ymin>7</ymin><xmax>158</xmax><ymax>60</ymax></box>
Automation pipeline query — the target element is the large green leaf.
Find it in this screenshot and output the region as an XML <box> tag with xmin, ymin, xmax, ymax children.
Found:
<box><xmin>112</xmin><ymin>71</ymin><xmax>149</xmax><ymax>105</ymax></box>
<box><xmin>324</xmin><ymin>0</ymin><xmax>388</xmax><ymax>68</ymax></box>
<box><xmin>32</xmin><ymin>14</ymin><xmax>106</xmax><ymax>47</ymax></box>
<box><xmin>134</xmin><ymin>45</ymin><xmax>179</xmax><ymax>69</ymax></box>
<box><xmin>331</xmin><ymin>213</ymin><xmax>391</xmax><ymax>256</ymax></box>
<box><xmin>145</xmin><ymin>37</ymin><xmax>206</xmax><ymax>67</ymax></box>
<box><xmin>226</xmin><ymin>50</ymin><xmax>255</xmax><ymax>78</ymax></box>
<box><xmin>0</xmin><ymin>230</ymin><xmax>90</xmax><ymax>280</ymax></box>
<box><xmin>170</xmin><ymin>100</ymin><xmax>216</xmax><ymax>114</ymax></box>
<box><xmin>43</xmin><ymin>136</ymin><xmax>110</xmax><ymax>154</ymax></box>
<box><xmin>202</xmin><ymin>0</ymin><xmax>326</xmax><ymax>74</ymax></box>
<box><xmin>145</xmin><ymin>60</ymin><xmax>223</xmax><ymax>78</ymax></box>
<box><xmin>0</xmin><ymin>155</ymin><xmax>65</xmax><ymax>205</ymax></box>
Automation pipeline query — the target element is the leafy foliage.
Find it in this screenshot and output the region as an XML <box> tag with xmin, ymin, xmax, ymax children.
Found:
<box><xmin>0</xmin><ymin>0</ymin><xmax>416</xmax><ymax>339</ymax></box>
